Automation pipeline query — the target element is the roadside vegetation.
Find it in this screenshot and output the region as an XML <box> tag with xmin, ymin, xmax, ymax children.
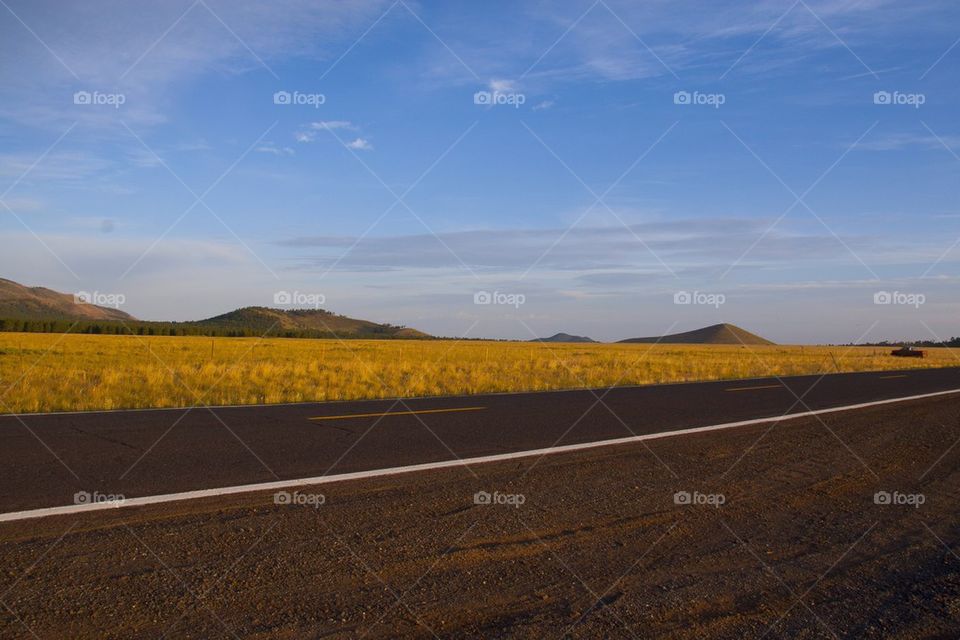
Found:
<box><xmin>0</xmin><ymin>333</ymin><xmax>960</xmax><ymax>413</ymax></box>
<box><xmin>0</xmin><ymin>333</ymin><xmax>955</xmax><ymax>413</ymax></box>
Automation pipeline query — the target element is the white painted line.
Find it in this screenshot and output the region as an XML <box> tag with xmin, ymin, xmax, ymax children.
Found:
<box><xmin>2</xmin><ymin>387</ymin><xmax>959</xmax><ymax>524</ymax></box>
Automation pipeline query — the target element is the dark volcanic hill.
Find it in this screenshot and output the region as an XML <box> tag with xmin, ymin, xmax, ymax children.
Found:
<box><xmin>619</xmin><ymin>323</ymin><xmax>774</xmax><ymax>345</ymax></box>
<box><xmin>531</xmin><ymin>332</ymin><xmax>597</xmax><ymax>343</ymax></box>
<box><xmin>0</xmin><ymin>278</ymin><xmax>135</xmax><ymax>321</ymax></box>
<box><xmin>196</xmin><ymin>307</ymin><xmax>429</xmax><ymax>339</ymax></box>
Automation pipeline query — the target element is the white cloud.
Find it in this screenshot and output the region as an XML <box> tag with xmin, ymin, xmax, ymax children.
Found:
<box><xmin>295</xmin><ymin>120</ymin><xmax>357</xmax><ymax>143</ymax></box>
<box><xmin>345</xmin><ymin>137</ymin><xmax>373</xmax><ymax>151</ymax></box>
<box><xmin>309</xmin><ymin>120</ymin><xmax>355</xmax><ymax>131</ymax></box>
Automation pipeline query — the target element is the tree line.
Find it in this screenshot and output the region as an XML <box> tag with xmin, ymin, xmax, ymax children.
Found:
<box><xmin>853</xmin><ymin>338</ymin><xmax>960</xmax><ymax>348</ymax></box>
<box><xmin>0</xmin><ymin>318</ymin><xmax>421</xmax><ymax>339</ymax></box>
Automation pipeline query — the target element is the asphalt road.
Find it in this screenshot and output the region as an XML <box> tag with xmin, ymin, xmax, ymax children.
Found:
<box><xmin>1</xmin><ymin>366</ymin><xmax>958</xmax><ymax>513</ymax></box>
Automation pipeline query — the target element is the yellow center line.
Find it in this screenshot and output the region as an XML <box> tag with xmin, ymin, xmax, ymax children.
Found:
<box><xmin>725</xmin><ymin>384</ymin><xmax>784</xmax><ymax>392</ymax></box>
<box><xmin>309</xmin><ymin>406</ymin><xmax>487</xmax><ymax>421</ymax></box>
<box><xmin>879</xmin><ymin>374</ymin><xmax>908</xmax><ymax>379</ymax></box>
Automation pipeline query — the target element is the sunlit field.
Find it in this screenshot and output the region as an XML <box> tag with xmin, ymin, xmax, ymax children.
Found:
<box><xmin>0</xmin><ymin>332</ymin><xmax>955</xmax><ymax>413</ymax></box>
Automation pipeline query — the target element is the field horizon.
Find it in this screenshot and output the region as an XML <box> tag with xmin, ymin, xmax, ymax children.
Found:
<box><xmin>0</xmin><ymin>331</ymin><xmax>955</xmax><ymax>414</ymax></box>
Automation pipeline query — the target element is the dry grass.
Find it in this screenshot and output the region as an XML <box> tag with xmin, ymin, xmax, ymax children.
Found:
<box><xmin>0</xmin><ymin>332</ymin><xmax>955</xmax><ymax>413</ymax></box>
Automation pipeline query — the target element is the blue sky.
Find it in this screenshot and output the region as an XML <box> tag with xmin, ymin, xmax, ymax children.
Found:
<box><xmin>1</xmin><ymin>0</ymin><xmax>958</xmax><ymax>343</ymax></box>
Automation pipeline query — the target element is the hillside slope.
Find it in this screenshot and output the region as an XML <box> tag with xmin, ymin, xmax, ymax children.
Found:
<box><xmin>531</xmin><ymin>333</ymin><xmax>597</xmax><ymax>343</ymax></box>
<box><xmin>0</xmin><ymin>278</ymin><xmax>428</xmax><ymax>339</ymax></box>
<box><xmin>619</xmin><ymin>323</ymin><xmax>774</xmax><ymax>345</ymax></box>
<box><xmin>196</xmin><ymin>307</ymin><xmax>429</xmax><ymax>339</ymax></box>
<box><xmin>0</xmin><ymin>278</ymin><xmax>135</xmax><ymax>321</ymax></box>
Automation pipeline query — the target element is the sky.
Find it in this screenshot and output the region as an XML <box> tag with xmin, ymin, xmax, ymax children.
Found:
<box><xmin>1</xmin><ymin>0</ymin><xmax>958</xmax><ymax>344</ymax></box>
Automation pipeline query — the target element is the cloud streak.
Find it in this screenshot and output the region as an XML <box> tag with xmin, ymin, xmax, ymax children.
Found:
<box><xmin>274</xmin><ymin>218</ymin><xmax>918</xmax><ymax>275</ymax></box>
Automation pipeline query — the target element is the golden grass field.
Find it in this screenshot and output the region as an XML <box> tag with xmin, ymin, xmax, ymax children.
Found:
<box><xmin>0</xmin><ymin>332</ymin><xmax>955</xmax><ymax>413</ymax></box>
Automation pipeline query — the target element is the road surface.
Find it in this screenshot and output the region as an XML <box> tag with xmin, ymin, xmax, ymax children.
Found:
<box><xmin>1</xmin><ymin>366</ymin><xmax>958</xmax><ymax>515</ymax></box>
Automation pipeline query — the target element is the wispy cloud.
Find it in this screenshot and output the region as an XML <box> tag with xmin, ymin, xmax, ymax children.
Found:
<box><xmin>274</xmin><ymin>218</ymin><xmax>907</xmax><ymax>274</ymax></box>
<box><xmin>856</xmin><ymin>132</ymin><xmax>960</xmax><ymax>151</ymax></box>
<box><xmin>308</xmin><ymin>121</ymin><xmax>356</xmax><ymax>131</ymax></box>
<box><xmin>0</xmin><ymin>151</ymin><xmax>112</xmax><ymax>183</ymax></box>
<box><xmin>255</xmin><ymin>142</ymin><xmax>294</xmax><ymax>156</ymax></box>
<box><xmin>294</xmin><ymin>120</ymin><xmax>374</xmax><ymax>151</ymax></box>
<box><xmin>0</xmin><ymin>196</ymin><xmax>45</xmax><ymax>212</ymax></box>
<box><xmin>0</xmin><ymin>0</ymin><xmax>394</xmax><ymax>130</ymax></box>
<box><xmin>419</xmin><ymin>0</ymin><xmax>919</xmax><ymax>90</ymax></box>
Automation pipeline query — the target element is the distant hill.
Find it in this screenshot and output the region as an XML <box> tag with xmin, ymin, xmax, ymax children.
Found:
<box><xmin>0</xmin><ymin>278</ymin><xmax>135</xmax><ymax>321</ymax></box>
<box><xmin>0</xmin><ymin>278</ymin><xmax>428</xmax><ymax>339</ymax></box>
<box><xmin>196</xmin><ymin>307</ymin><xmax>429</xmax><ymax>339</ymax></box>
<box><xmin>531</xmin><ymin>332</ymin><xmax>597</xmax><ymax>343</ymax></box>
<box><xmin>619</xmin><ymin>323</ymin><xmax>774</xmax><ymax>345</ymax></box>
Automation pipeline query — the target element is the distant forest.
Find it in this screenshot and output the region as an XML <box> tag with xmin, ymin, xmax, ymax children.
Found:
<box><xmin>852</xmin><ymin>338</ymin><xmax>960</xmax><ymax>348</ymax></box>
<box><xmin>0</xmin><ymin>317</ymin><xmax>418</xmax><ymax>339</ymax></box>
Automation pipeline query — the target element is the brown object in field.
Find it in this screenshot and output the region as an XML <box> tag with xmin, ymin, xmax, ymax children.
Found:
<box><xmin>891</xmin><ymin>346</ymin><xmax>925</xmax><ymax>358</ymax></box>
